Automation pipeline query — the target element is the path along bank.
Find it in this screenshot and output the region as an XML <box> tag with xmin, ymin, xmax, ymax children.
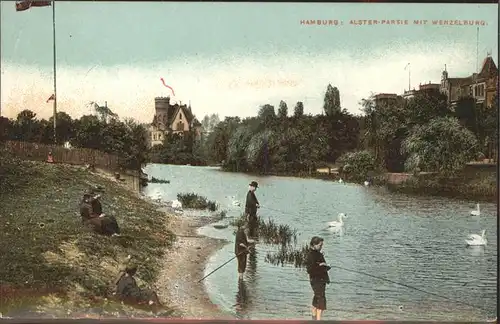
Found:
<box><xmin>0</xmin><ymin>153</ymin><xmax>231</xmax><ymax>319</ymax></box>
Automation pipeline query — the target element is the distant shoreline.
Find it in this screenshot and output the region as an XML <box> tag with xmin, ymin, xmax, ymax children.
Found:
<box><xmin>168</xmin><ymin>164</ymin><xmax>498</xmax><ymax>204</ymax></box>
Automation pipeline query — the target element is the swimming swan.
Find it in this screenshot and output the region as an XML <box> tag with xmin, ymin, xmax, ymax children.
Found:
<box><xmin>465</xmin><ymin>230</ymin><xmax>487</xmax><ymax>246</ymax></box>
<box><xmin>364</xmin><ymin>181</ymin><xmax>370</xmax><ymax>186</ymax></box>
<box><xmin>328</xmin><ymin>213</ymin><xmax>347</xmax><ymax>228</ymax></box>
<box><xmin>470</xmin><ymin>203</ymin><xmax>480</xmax><ymax>216</ymax></box>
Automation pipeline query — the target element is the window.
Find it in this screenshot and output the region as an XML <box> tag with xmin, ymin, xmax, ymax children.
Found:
<box><xmin>177</xmin><ymin>121</ymin><xmax>184</xmax><ymax>131</ymax></box>
<box><xmin>474</xmin><ymin>83</ymin><xmax>485</xmax><ymax>98</ymax></box>
<box><xmin>179</xmin><ymin>113</ymin><xmax>183</xmax><ymax>120</ymax></box>
<box><xmin>153</xmin><ymin>134</ymin><xmax>157</xmax><ymax>141</ymax></box>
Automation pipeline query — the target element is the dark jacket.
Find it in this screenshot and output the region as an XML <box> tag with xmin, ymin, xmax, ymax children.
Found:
<box><xmin>80</xmin><ymin>201</ymin><xmax>94</xmax><ymax>222</ymax></box>
<box><xmin>91</xmin><ymin>198</ymin><xmax>103</xmax><ymax>215</ymax></box>
<box><xmin>245</xmin><ymin>190</ymin><xmax>259</xmax><ymax>215</ymax></box>
<box><xmin>306</xmin><ymin>249</ymin><xmax>331</xmax><ymax>283</ymax></box>
<box><xmin>116</xmin><ymin>274</ymin><xmax>149</xmax><ymax>303</ymax></box>
<box><xmin>235</xmin><ymin>228</ymin><xmax>249</xmax><ymax>255</ymax></box>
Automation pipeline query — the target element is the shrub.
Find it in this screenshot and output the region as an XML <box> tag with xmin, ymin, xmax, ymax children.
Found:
<box><xmin>176</xmin><ymin>192</ymin><xmax>218</xmax><ymax>211</ymax></box>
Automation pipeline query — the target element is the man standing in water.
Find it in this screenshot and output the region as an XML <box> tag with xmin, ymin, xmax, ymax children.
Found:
<box><xmin>245</xmin><ymin>181</ymin><xmax>260</xmax><ymax>238</ymax></box>
<box><xmin>235</xmin><ymin>223</ymin><xmax>253</xmax><ymax>280</ymax></box>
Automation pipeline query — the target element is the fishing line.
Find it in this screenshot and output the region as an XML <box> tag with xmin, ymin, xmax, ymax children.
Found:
<box><xmin>192</xmin><ymin>239</ymin><xmax>493</xmax><ymax>314</ymax></box>
<box><xmin>260</xmin><ymin>206</ymin><xmax>302</xmax><ymax>218</ymax></box>
<box><xmin>326</xmin><ymin>264</ymin><xmax>492</xmax><ymax>313</ymax></box>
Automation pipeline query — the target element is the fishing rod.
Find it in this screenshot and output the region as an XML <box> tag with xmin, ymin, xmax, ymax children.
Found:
<box><xmin>194</xmin><ymin>238</ymin><xmax>493</xmax><ymax>314</ymax></box>
<box><xmin>198</xmin><ymin>243</ymin><xmax>257</xmax><ymax>283</ymax></box>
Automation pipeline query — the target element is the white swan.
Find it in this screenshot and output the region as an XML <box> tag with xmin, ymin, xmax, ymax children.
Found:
<box><xmin>231</xmin><ymin>196</ymin><xmax>241</xmax><ymax>207</ymax></box>
<box><xmin>338</xmin><ymin>178</ymin><xmax>343</xmax><ymax>184</ymax></box>
<box><xmin>364</xmin><ymin>181</ymin><xmax>370</xmax><ymax>186</ymax></box>
<box><xmin>171</xmin><ymin>199</ymin><xmax>183</xmax><ymax>210</ymax></box>
<box><xmin>470</xmin><ymin>203</ymin><xmax>480</xmax><ymax>216</ymax></box>
<box><xmin>465</xmin><ymin>230</ymin><xmax>487</xmax><ymax>246</ymax></box>
<box><xmin>328</xmin><ymin>213</ymin><xmax>347</xmax><ymax>228</ymax></box>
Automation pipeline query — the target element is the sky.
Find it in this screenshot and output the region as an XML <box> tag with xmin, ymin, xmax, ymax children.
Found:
<box><xmin>1</xmin><ymin>1</ymin><xmax>498</xmax><ymax>123</ymax></box>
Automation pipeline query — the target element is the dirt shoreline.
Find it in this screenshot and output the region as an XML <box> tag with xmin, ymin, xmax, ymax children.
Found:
<box><xmin>153</xmin><ymin>209</ymin><xmax>234</xmax><ymax>319</ymax></box>
<box><xmin>94</xmin><ymin>169</ymin><xmax>234</xmax><ymax>318</ymax></box>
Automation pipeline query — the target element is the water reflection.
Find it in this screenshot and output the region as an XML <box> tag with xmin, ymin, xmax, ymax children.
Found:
<box><xmin>466</xmin><ymin>246</ymin><xmax>486</xmax><ymax>257</ymax></box>
<box><xmin>247</xmin><ymin>248</ymin><xmax>258</xmax><ymax>283</ymax></box>
<box><xmin>234</xmin><ymin>249</ymin><xmax>258</xmax><ymax>318</ymax></box>
<box><xmin>235</xmin><ymin>280</ymin><xmax>249</xmax><ymax>317</ymax></box>
<box><xmin>326</xmin><ymin>226</ymin><xmax>345</xmax><ymax>236</ymax></box>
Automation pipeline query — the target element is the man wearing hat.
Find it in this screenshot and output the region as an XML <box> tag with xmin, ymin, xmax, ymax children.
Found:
<box><xmin>245</xmin><ymin>181</ymin><xmax>260</xmax><ymax>238</ymax></box>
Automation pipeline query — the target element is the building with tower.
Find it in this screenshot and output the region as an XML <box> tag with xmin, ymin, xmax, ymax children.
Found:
<box><xmin>148</xmin><ymin>97</ymin><xmax>203</xmax><ymax>147</ymax></box>
<box><xmin>440</xmin><ymin>54</ymin><xmax>498</xmax><ymax>108</ymax></box>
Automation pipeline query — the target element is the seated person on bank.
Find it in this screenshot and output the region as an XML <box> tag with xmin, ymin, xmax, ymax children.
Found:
<box><xmin>79</xmin><ymin>190</ymin><xmax>121</xmax><ymax>236</ymax></box>
<box><xmin>115</xmin><ymin>264</ymin><xmax>162</xmax><ymax>310</ymax></box>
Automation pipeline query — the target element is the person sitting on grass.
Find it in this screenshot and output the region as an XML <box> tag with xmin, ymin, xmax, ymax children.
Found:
<box><xmin>115</xmin><ymin>264</ymin><xmax>162</xmax><ymax>313</ymax></box>
<box><xmin>79</xmin><ymin>190</ymin><xmax>121</xmax><ymax>237</ymax></box>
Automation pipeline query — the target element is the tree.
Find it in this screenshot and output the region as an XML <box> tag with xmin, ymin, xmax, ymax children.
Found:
<box><xmin>323</xmin><ymin>84</ymin><xmax>341</xmax><ymax>116</ymax></box>
<box><xmin>404</xmin><ymin>89</ymin><xmax>451</xmax><ymax>127</ymax></box>
<box><xmin>293</xmin><ymin>102</ymin><xmax>304</xmax><ymax>118</ymax></box>
<box><xmin>401</xmin><ymin>116</ymin><xmax>479</xmax><ymax>174</ymax></box>
<box><xmin>454</xmin><ymin>96</ymin><xmax>479</xmax><ymax>135</ymax></box>
<box><xmin>278</xmin><ymin>100</ymin><xmax>288</xmax><ymax>118</ymax></box>
<box><xmin>48</xmin><ymin>112</ymin><xmax>74</xmax><ymax>144</ymax></box>
<box><xmin>482</xmin><ymin>94</ymin><xmax>498</xmax><ymax>161</ymax></box>
<box><xmin>337</xmin><ymin>150</ymin><xmax>376</xmax><ymax>182</ymax></box>
<box><xmin>13</xmin><ymin>109</ymin><xmax>44</xmax><ymax>143</ymax></box>
<box><xmin>359</xmin><ymin>96</ymin><xmax>380</xmax><ymax>164</ymax></box>
<box><xmin>206</xmin><ymin>116</ymin><xmax>241</xmax><ymax>164</ymax></box>
<box><xmin>258</xmin><ymin>104</ymin><xmax>276</xmax><ymax>127</ymax></box>
<box><xmin>88</xmin><ymin>101</ymin><xmax>118</xmax><ymax>123</ymax></box>
<box><xmin>201</xmin><ymin>113</ymin><xmax>220</xmax><ymax>134</ymax></box>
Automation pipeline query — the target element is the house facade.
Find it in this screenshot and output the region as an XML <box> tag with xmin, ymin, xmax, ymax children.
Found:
<box><xmin>440</xmin><ymin>55</ymin><xmax>498</xmax><ymax>108</ymax></box>
<box><xmin>148</xmin><ymin>97</ymin><xmax>202</xmax><ymax>147</ymax></box>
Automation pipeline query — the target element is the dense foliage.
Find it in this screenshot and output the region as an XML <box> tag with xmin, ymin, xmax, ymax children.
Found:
<box><xmin>202</xmin><ymin>85</ymin><xmax>497</xmax><ymax>176</ymax></box>
<box><xmin>0</xmin><ymin>103</ymin><xmax>148</xmax><ymax>170</ymax></box>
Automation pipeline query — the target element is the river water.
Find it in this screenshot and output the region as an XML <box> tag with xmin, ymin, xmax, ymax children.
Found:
<box><xmin>142</xmin><ymin>164</ymin><xmax>498</xmax><ymax>321</ymax></box>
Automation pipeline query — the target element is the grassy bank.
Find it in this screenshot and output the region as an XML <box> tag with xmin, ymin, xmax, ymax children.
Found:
<box><xmin>0</xmin><ymin>151</ymin><xmax>175</xmax><ymax>317</ymax></box>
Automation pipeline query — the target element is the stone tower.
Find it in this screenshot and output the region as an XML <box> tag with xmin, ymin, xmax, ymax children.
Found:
<box><xmin>154</xmin><ymin>97</ymin><xmax>171</xmax><ymax>130</ymax></box>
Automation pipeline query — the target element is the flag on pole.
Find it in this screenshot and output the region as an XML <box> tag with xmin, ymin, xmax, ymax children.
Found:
<box><xmin>15</xmin><ymin>1</ymin><xmax>51</xmax><ymax>11</ymax></box>
<box><xmin>46</xmin><ymin>94</ymin><xmax>55</xmax><ymax>103</ymax></box>
<box><xmin>404</xmin><ymin>63</ymin><xmax>410</xmax><ymax>70</ymax></box>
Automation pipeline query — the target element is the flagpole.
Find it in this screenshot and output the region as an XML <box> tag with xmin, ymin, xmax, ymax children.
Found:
<box><xmin>52</xmin><ymin>1</ymin><xmax>57</xmax><ymax>144</ymax></box>
<box><xmin>404</xmin><ymin>63</ymin><xmax>411</xmax><ymax>92</ymax></box>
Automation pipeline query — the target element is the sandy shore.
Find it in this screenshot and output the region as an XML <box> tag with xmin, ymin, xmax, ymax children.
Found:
<box><xmin>154</xmin><ymin>209</ymin><xmax>235</xmax><ymax>319</ymax></box>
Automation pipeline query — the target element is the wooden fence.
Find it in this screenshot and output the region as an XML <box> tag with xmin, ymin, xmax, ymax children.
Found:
<box><xmin>2</xmin><ymin>140</ymin><xmax>120</xmax><ymax>172</ymax></box>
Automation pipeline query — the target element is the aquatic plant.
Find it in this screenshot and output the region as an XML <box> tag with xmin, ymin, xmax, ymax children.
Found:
<box><xmin>217</xmin><ymin>210</ymin><xmax>227</xmax><ymax>219</ymax></box>
<box><xmin>264</xmin><ymin>244</ymin><xmax>309</xmax><ymax>268</ymax></box>
<box><xmin>258</xmin><ymin>217</ymin><xmax>297</xmax><ymax>247</ymax></box>
<box><xmin>148</xmin><ymin>177</ymin><xmax>170</xmax><ymax>184</ymax></box>
<box><xmin>229</xmin><ymin>214</ymin><xmax>297</xmax><ymax>247</ymax></box>
<box><xmin>176</xmin><ymin>192</ymin><xmax>219</xmax><ymax>211</ymax></box>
